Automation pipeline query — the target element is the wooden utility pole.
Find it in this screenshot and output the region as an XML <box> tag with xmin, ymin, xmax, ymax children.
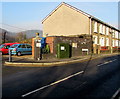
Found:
<box><xmin>3</xmin><ymin>32</ymin><xmax>7</xmax><ymax>43</ymax></box>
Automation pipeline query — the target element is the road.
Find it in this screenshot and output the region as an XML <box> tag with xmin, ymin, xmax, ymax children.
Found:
<box><xmin>2</xmin><ymin>54</ymin><xmax>120</xmax><ymax>98</ymax></box>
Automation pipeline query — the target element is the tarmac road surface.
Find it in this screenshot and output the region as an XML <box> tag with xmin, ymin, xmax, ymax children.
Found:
<box><xmin>2</xmin><ymin>54</ymin><xmax>120</xmax><ymax>98</ymax></box>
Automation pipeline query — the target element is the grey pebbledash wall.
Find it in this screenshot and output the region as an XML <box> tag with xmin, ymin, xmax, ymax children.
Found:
<box><xmin>42</xmin><ymin>35</ymin><xmax>93</xmax><ymax>59</ymax></box>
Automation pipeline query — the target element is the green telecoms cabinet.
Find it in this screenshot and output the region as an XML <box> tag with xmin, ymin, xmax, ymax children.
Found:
<box><xmin>57</xmin><ymin>43</ymin><xmax>70</xmax><ymax>58</ymax></box>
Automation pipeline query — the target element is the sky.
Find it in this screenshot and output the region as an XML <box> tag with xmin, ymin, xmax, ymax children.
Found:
<box><xmin>0</xmin><ymin>1</ymin><xmax>119</xmax><ymax>32</ymax></box>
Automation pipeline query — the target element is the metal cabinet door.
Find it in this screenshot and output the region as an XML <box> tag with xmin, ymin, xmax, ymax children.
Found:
<box><xmin>57</xmin><ymin>43</ymin><xmax>70</xmax><ymax>58</ymax></box>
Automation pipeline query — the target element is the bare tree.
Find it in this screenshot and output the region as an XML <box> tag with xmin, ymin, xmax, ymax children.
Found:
<box><xmin>3</xmin><ymin>32</ymin><xmax>7</xmax><ymax>43</ymax></box>
<box><xmin>16</xmin><ymin>32</ymin><xmax>27</xmax><ymax>42</ymax></box>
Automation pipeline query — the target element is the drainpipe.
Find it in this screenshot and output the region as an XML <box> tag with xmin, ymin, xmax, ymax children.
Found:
<box><xmin>89</xmin><ymin>17</ymin><xmax>92</xmax><ymax>35</ymax></box>
<box><xmin>89</xmin><ymin>17</ymin><xmax>93</xmax><ymax>54</ymax></box>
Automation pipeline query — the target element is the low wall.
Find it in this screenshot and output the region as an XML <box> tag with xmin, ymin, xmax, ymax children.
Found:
<box><xmin>45</xmin><ymin>36</ymin><xmax>93</xmax><ymax>58</ymax></box>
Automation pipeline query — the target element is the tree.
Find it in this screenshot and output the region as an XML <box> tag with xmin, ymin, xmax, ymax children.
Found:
<box><xmin>16</xmin><ymin>32</ymin><xmax>27</xmax><ymax>42</ymax></box>
<box><xmin>2</xmin><ymin>32</ymin><xmax>7</xmax><ymax>43</ymax></box>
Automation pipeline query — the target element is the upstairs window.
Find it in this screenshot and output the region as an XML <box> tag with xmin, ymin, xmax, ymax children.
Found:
<box><xmin>115</xmin><ymin>31</ymin><xmax>118</xmax><ymax>39</ymax></box>
<box><xmin>94</xmin><ymin>22</ymin><xmax>97</xmax><ymax>33</ymax></box>
<box><xmin>112</xmin><ymin>30</ymin><xmax>115</xmax><ymax>38</ymax></box>
<box><xmin>99</xmin><ymin>24</ymin><xmax>103</xmax><ymax>34</ymax></box>
<box><xmin>103</xmin><ymin>25</ymin><xmax>105</xmax><ymax>34</ymax></box>
<box><xmin>106</xmin><ymin>27</ymin><xmax>109</xmax><ymax>35</ymax></box>
<box><xmin>119</xmin><ymin>32</ymin><xmax>120</xmax><ymax>39</ymax></box>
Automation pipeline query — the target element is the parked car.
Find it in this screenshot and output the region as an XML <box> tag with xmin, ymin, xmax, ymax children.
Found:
<box><xmin>9</xmin><ymin>43</ymin><xmax>32</xmax><ymax>56</ymax></box>
<box><xmin>0</xmin><ymin>43</ymin><xmax>19</xmax><ymax>54</ymax></box>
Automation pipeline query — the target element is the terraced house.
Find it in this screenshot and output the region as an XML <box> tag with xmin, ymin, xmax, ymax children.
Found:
<box><xmin>42</xmin><ymin>2</ymin><xmax>120</xmax><ymax>54</ymax></box>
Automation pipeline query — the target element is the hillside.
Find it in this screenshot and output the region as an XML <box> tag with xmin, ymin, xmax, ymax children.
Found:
<box><xmin>0</xmin><ymin>28</ymin><xmax>43</xmax><ymax>44</ymax></box>
<box><xmin>0</xmin><ymin>28</ymin><xmax>16</xmax><ymax>43</ymax></box>
<box><xmin>19</xmin><ymin>30</ymin><xmax>43</xmax><ymax>38</ymax></box>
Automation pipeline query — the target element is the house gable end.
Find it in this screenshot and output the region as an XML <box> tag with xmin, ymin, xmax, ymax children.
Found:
<box><xmin>43</xmin><ymin>3</ymin><xmax>90</xmax><ymax>36</ymax></box>
<box><xmin>42</xmin><ymin>2</ymin><xmax>90</xmax><ymax>24</ymax></box>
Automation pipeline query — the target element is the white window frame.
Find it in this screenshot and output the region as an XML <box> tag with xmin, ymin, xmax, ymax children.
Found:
<box><xmin>115</xmin><ymin>40</ymin><xmax>118</xmax><ymax>47</ymax></box>
<box><xmin>106</xmin><ymin>38</ymin><xmax>109</xmax><ymax>46</ymax></box>
<box><xmin>119</xmin><ymin>41</ymin><xmax>120</xmax><ymax>47</ymax></box>
<box><xmin>106</xmin><ymin>27</ymin><xmax>109</xmax><ymax>35</ymax></box>
<box><xmin>115</xmin><ymin>31</ymin><xmax>118</xmax><ymax>39</ymax></box>
<box><xmin>94</xmin><ymin>22</ymin><xmax>97</xmax><ymax>33</ymax></box>
<box><xmin>119</xmin><ymin>32</ymin><xmax>120</xmax><ymax>39</ymax></box>
<box><xmin>112</xmin><ymin>39</ymin><xmax>115</xmax><ymax>47</ymax></box>
<box><xmin>100</xmin><ymin>37</ymin><xmax>104</xmax><ymax>46</ymax></box>
<box><xmin>112</xmin><ymin>30</ymin><xmax>115</xmax><ymax>38</ymax></box>
<box><xmin>99</xmin><ymin>24</ymin><xmax>103</xmax><ymax>34</ymax></box>
<box><xmin>103</xmin><ymin>25</ymin><xmax>105</xmax><ymax>34</ymax></box>
<box><xmin>93</xmin><ymin>35</ymin><xmax>98</xmax><ymax>44</ymax></box>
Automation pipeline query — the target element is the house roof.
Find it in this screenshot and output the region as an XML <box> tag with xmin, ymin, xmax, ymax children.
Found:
<box><xmin>42</xmin><ymin>2</ymin><xmax>119</xmax><ymax>32</ymax></box>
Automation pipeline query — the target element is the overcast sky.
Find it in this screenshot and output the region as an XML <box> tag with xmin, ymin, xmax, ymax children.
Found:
<box><xmin>0</xmin><ymin>0</ymin><xmax>119</xmax><ymax>32</ymax></box>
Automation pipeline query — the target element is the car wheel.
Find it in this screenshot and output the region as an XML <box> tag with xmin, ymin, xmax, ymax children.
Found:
<box><xmin>17</xmin><ymin>52</ymin><xmax>21</xmax><ymax>56</ymax></box>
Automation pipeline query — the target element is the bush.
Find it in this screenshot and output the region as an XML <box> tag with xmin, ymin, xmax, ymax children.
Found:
<box><xmin>42</xmin><ymin>44</ymin><xmax>50</xmax><ymax>54</ymax></box>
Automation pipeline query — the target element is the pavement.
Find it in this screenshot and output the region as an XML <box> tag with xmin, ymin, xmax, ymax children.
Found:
<box><xmin>3</xmin><ymin>53</ymin><xmax>120</xmax><ymax>67</ymax></box>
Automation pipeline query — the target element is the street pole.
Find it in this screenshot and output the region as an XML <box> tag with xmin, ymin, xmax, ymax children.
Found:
<box><xmin>35</xmin><ymin>33</ymin><xmax>42</xmax><ymax>60</ymax></box>
<box><xmin>9</xmin><ymin>49</ymin><xmax>12</xmax><ymax>62</ymax></box>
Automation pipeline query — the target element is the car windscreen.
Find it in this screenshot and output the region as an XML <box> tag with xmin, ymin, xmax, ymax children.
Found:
<box><xmin>0</xmin><ymin>44</ymin><xmax>5</xmax><ymax>48</ymax></box>
<box><xmin>10</xmin><ymin>44</ymin><xmax>19</xmax><ymax>48</ymax></box>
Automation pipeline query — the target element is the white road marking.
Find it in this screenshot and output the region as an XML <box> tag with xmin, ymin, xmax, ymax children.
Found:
<box><xmin>97</xmin><ymin>59</ymin><xmax>117</xmax><ymax>67</ymax></box>
<box><xmin>22</xmin><ymin>71</ymin><xmax>84</xmax><ymax>97</ymax></box>
<box><xmin>111</xmin><ymin>88</ymin><xmax>120</xmax><ymax>99</ymax></box>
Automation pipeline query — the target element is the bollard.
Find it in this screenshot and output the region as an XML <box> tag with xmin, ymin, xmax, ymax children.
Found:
<box><xmin>9</xmin><ymin>49</ymin><xmax>12</xmax><ymax>62</ymax></box>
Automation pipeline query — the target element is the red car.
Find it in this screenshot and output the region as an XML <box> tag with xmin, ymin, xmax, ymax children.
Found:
<box><xmin>0</xmin><ymin>43</ymin><xmax>19</xmax><ymax>54</ymax></box>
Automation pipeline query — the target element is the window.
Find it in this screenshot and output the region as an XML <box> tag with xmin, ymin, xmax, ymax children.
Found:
<box><xmin>94</xmin><ymin>22</ymin><xmax>97</xmax><ymax>33</ymax></box>
<box><xmin>0</xmin><ymin>45</ymin><xmax>5</xmax><ymax>48</ymax></box>
<box><xmin>109</xmin><ymin>28</ymin><xmax>112</xmax><ymax>33</ymax></box>
<box><xmin>106</xmin><ymin>27</ymin><xmax>109</xmax><ymax>35</ymax></box>
<box><xmin>26</xmin><ymin>44</ymin><xmax>32</xmax><ymax>48</ymax></box>
<box><xmin>106</xmin><ymin>38</ymin><xmax>109</xmax><ymax>46</ymax></box>
<box><xmin>18</xmin><ymin>45</ymin><xmax>22</xmax><ymax>48</ymax></box>
<box><xmin>119</xmin><ymin>41</ymin><xmax>120</xmax><ymax>47</ymax></box>
<box><xmin>21</xmin><ymin>44</ymin><xmax>26</xmax><ymax>48</ymax></box>
<box><xmin>5</xmin><ymin>45</ymin><xmax>10</xmax><ymax>49</ymax></box>
<box><xmin>112</xmin><ymin>30</ymin><xmax>115</xmax><ymax>38</ymax></box>
<box><xmin>11</xmin><ymin>44</ymin><xmax>18</xmax><ymax>48</ymax></box>
<box><xmin>99</xmin><ymin>24</ymin><xmax>103</xmax><ymax>34</ymax></box>
<box><xmin>103</xmin><ymin>25</ymin><xmax>105</xmax><ymax>34</ymax></box>
<box><xmin>115</xmin><ymin>31</ymin><xmax>118</xmax><ymax>39</ymax></box>
<box><xmin>115</xmin><ymin>40</ymin><xmax>118</xmax><ymax>47</ymax></box>
<box><xmin>112</xmin><ymin>40</ymin><xmax>115</xmax><ymax>47</ymax></box>
<box><xmin>93</xmin><ymin>35</ymin><xmax>98</xmax><ymax>44</ymax></box>
<box><xmin>119</xmin><ymin>32</ymin><xmax>120</xmax><ymax>39</ymax></box>
<box><xmin>100</xmin><ymin>37</ymin><xmax>104</xmax><ymax>46</ymax></box>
